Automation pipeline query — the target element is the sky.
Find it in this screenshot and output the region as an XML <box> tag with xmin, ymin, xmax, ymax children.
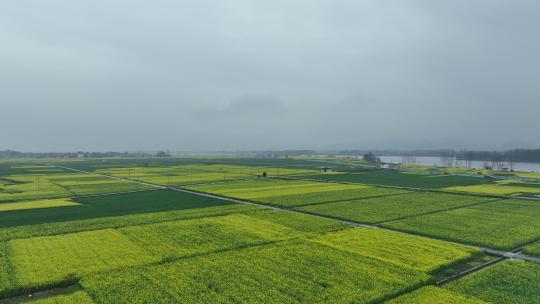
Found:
<box><xmin>1</xmin><ymin>1</ymin><xmax>539</xmax><ymax>152</ymax></box>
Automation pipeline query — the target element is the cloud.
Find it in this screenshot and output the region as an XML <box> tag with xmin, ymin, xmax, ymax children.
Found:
<box><xmin>0</xmin><ymin>0</ymin><xmax>539</xmax><ymax>151</ymax></box>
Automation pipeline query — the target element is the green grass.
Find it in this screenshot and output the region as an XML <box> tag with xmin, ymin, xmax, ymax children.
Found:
<box><xmin>120</xmin><ymin>214</ymin><xmax>303</xmax><ymax>259</ymax></box>
<box><xmin>384</xmin><ymin>286</ymin><xmax>488</xmax><ymax>304</ymax></box>
<box><xmin>296</xmin><ymin>192</ymin><xmax>495</xmax><ymax>224</ymax></box>
<box><xmin>0</xmin><ymin>189</ymin><xmax>232</xmax><ymax>229</ymax></box>
<box><xmin>8</xmin><ymin>229</ymin><xmax>157</xmax><ymax>291</ymax></box>
<box><xmin>446</xmin><ymin>260</ymin><xmax>540</xmax><ymax>304</ymax></box>
<box><xmin>383</xmin><ymin>199</ymin><xmax>540</xmax><ymax>250</ymax></box>
<box><xmin>0</xmin><ymin>204</ymin><xmax>259</xmax><ymax>242</ymax></box>
<box><xmin>300</xmin><ymin>170</ymin><xmax>492</xmax><ymax>189</ymax></box>
<box><xmin>523</xmin><ymin>242</ymin><xmax>540</xmax><ymax>257</ymax></box>
<box><xmin>311</xmin><ymin>228</ymin><xmax>481</xmax><ymax>272</ymax></box>
<box><xmin>81</xmin><ymin>239</ymin><xmax>431</xmax><ymax>304</ymax></box>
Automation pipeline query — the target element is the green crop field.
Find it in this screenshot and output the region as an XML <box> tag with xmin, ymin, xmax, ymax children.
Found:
<box><xmin>93</xmin><ymin>164</ymin><xmax>319</xmax><ymax>187</ymax></box>
<box><xmin>0</xmin><ymin>203</ymin><xmax>259</xmax><ymax>242</ymax></box>
<box><xmin>0</xmin><ymin>157</ymin><xmax>537</xmax><ymax>303</ymax></box>
<box><xmin>120</xmin><ymin>214</ymin><xmax>303</xmax><ymax>259</ymax></box>
<box><xmin>523</xmin><ymin>242</ymin><xmax>540</xmax><ymax>257</ymax></box>
<box><xmin>385</xmin><ymin>286</ymin><xmax>488</xmax><ymax>304</ymax></box>
<box><xmin>187</xmin><ymin>178</ymin><xmax>366</xmax><ymax>201</ymax></box>
<box><xmin>312</xmin><ymin>228</ymin><xmax>480</xmax><ymax>272</ymax></box>
<box><xmin>188</xmin><ymin>178</ymin><xmax>410</xmax><ymax>207</ymax></box>
<box><xmin>3</xmin><ymin>229</ymin><xmax>157</xmax><ymax>295</ymax></box>
<box><xmin>29</xmin><ymin>290</ymin><xmax>95</xmax><ymax>304</ymax></box>
<box><xmin>0</xmin><ymin>170</ymin><xmax>147</xmax><ymax>203</ymax></box>
<box><xmin>296</xmin><ymin>192</ymin><xmax>495</xmax><ymax>224</ymax></box>
<box><xmin>299</xmin><ymin>170</ymin><xmax>492</xmax><ymax>189</ymax></box>
<box><xmin>444</xmin><ymin>184</ymin><xmax>540</xmax><ymax>195</ymax></box>
<box><xmin>446</xmin><ymin>260</ymin><xmax>540</xmax><ymax>304</ymax></box>
<box><xmin>383</xmin><ymin>199</ymin><xmax>540</xmax><ymax>250</ymax></box>
<box><xmin>243</xmin><ymin>209</ymin><xmax>346</xmax><ymax>233</ymax></box>
<box><xmin>0</xmin><ymin>198</ymin><xmax>79</xmax><ymax>212</ymax></box>
<box><xmin>0</xmin><ymin>189</ymin><xmax>231</xmax><ymax>230</ymax></box>
<box><xmin>80</xmin><ymin>240</ymin><xmax>431</xmax><ymax>304</ymax></box>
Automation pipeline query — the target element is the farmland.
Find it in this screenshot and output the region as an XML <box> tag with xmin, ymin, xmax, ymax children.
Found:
<box><xmin>523</xmin><ymin>242</ymin><xmax>540</xmax><ymax>257</ymax></box>
<box><xmin>385</xmin><ymin>286</ymin><xmax>488</xmax><ymax>304</ymax></box>
<box><xmin>300</xmin><ymin>170</ymin><xmax>491</xmax><ymax>189</ymax></box>
<box><xmin>0</xmin><ymin>157</ymin><xmax>538</xmax><ymax>303</ymax></box>
<box><xmin>383</xmin><ymin>199</ymin><xmax>540</xmax><ymax>250</ymax></box>
<box><xmin>80</xmin><ymin>240</ymin><xmax>432</xmax><ymax>304</ymax></box>
<box><xmin>446</xmin><ymin>260</ymin><xmax>540</xmax><ymax>304</ymax></box>
<box><xmin>187</xmin><ymin>178</ymin><xmax>409</xmax><ymax>207</ymax></box>
<box><xmin>296</xmin><ymin>192</ymin><xmax>496</xmax><ymax>224</ymax></box>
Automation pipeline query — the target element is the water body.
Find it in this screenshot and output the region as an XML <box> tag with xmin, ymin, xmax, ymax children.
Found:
<box><xmin>377</xmin><ymin>156</ymin><xmax>540</xmax><ymax>173</ymax></box>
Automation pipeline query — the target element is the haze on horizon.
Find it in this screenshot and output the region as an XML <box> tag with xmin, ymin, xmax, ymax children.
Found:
<box><xmin>1</xmin><ymin>1</ymin><xmax>539</xmax><ymax>152</ymax></box>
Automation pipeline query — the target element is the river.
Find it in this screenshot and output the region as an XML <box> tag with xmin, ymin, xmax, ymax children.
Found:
<box><xmin>377</xmin><ymin>155</ymin><xmax>540</xmax><ymax>173</ymax></box>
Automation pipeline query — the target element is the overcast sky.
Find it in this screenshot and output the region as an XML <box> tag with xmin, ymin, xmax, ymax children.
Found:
<box><xmin>1</xmin><ymin>1</ymin><xmax>539</xmax><ymax>152</ymax></box>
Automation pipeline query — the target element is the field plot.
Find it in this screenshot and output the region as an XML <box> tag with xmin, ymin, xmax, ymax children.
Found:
<box><xmin>0</xmin><ymin>189</ymin><xmax>231</xmax><ymax>230</ymax></box>
<box><xmin>0</xmin><ymin>164</ymin><xmax>67</xmax><ymax>176</ymax></box>
<box><xmin>187</xmin><ymin>178</ymin><xmax>404</xmax><ymax>207</ymax></box>
<box><xmin>250</xmin><ymin>186</ymin><xmax>409</xmax><ymax>207</ymax></box>
<box><xmin>0</xmin><ymin>173</ymin><xmax>71</xmax><ymax>202</ymax></box>
<box><xmin>384</xmin><ymin>286</ymin><xmax>487</xmax><ymax>304</ymax></box>
<box><xmin>187</xmin><ymin>178</ymin><xmax>363</xmax><ymax>199</ymax></box>
<box><xmin>311</xmin><ymin>228</ymin><xmax>480</xmax><ymax>272</ymax></box>
<box><xmin>244</xmin><ymin>209</ymin><xmax>346</xmax><ymax>233</ymax></box>
<box><xmin>81</xmin><ymin>239</ymin><xmax>431</xmax><ymax>304</ymax></box>
<box><xmin>0</xmin><ymin>198</ymin><xmax>79</xmax><ymax>212</ymax></box>
<box><xmin>299</xmin><ymin>170</ymin><xmax>491</xmax><ymax>189</ymax></box>
<box><xmin>446</xmin><ymin>260</ymin><xmax>540</xmax><ymax>304</ymax></box>
<box><xmin>0</xmin><ymin>242</ymin><xmax>15</xmax><ymax>297</ymax></box>
<box><xmin>296</xmin><ymin>192</ymin><xmax>495</xmax><ymax>224</ymax></box>
<box><xmin>0</xmin><ymin>169</ymin><xmax>145</xmax><ymax>203</ymax></box>
<box><xmin>95</xmin><ymin>164</ymin><xmax>318</xmax><ymax>187</ymax></box>
<box><xmin>120</xmin><ymin>214</ymin><xmax>304</xmax><ymax>259</ymax></box>
<box><xmin>523</xmin><ymin>242</ymin><xmax>540</xmax><ymax>257</ymax></box>
<box><xmin>4</xmin><ymin>229</ymin><xmax>157</xmax><ymax>293</ymax></box>
<box><xmin>29</xmin><ymin>290</ymin><xmax>95</xmax><ymax>304</ymax></box>
<box><xmin>444</xmin><ymin>183</ymin><xmax>540</xmax><ymax>195</ymax></box>
<box><xmin>383</xmin><ymin>199</ymin><xmax>540</xmax><ymax>250</ymax></box>
<box><xmin>0</xmin><ymin>204</ymin><xmax>259</xmax><ymax>242</ymax></box>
